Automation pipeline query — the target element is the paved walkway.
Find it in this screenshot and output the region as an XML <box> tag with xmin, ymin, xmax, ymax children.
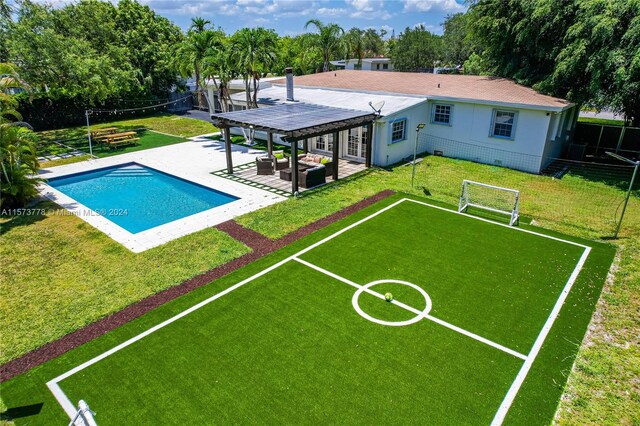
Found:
<box><xmin>39</xmin><ymin>135</ymin><xmax>286</xmax><ymax>252</ymax></box>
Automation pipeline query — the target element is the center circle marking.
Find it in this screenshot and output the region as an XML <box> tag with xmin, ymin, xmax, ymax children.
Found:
<box><xmin>352</xmin><ymin>280</ymin><xmax>432</xmax><ymax>327</ymax></box>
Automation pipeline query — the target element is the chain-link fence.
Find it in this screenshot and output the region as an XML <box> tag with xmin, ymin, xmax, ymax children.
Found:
<box><xmin>414</xmin><ymin>134</ymin><xmax>639</xmax><ymax>239</ymax></box>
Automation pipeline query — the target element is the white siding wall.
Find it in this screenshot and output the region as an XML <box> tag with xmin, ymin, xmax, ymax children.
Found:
<box><xmin>372</xmin><ymin>102</ymin><xmax>430</xmax><ymax>166</ymax></box>
<box><xmin>417</xmin><ymin>100</ymin><xmax>551</xmax><ymax>173</ymax></box>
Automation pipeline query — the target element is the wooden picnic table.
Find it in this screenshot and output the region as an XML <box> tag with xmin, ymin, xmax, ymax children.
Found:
<box><xmin>103</xmin><ymin>131</ymin><xmax>139</xmax><ymax>148</ymax></box>
<box><xmin>91</xmin><ymin>127</ymin><xmax>118</xmax><ymax>138</ymax></box>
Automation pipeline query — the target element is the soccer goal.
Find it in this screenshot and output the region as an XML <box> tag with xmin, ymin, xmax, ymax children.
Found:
<box><xmin>458</xmin><ymin>180</ymin><xmax>520</xmax><ymax>226</ymax></box>
<box><xmin>69</xmin><ymin>400</ymin><xmax>97</xmax><ymax>426</ymax></box>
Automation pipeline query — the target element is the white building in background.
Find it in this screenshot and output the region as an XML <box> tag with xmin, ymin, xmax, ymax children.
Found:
<box><xmin>209</xmin><ymin>70</ymin><xmax>577</xmax><ymax>174</ymax></box>
<box><xmin>330</xmin><ymin>58</ymin><xmax>393</xmax><ymax>72</ymax></box>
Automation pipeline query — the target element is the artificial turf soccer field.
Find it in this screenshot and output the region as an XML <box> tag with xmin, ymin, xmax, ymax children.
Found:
<box><xmin>1</xmin><ymin>195</ymin><xmax>615</xmax><ymax>425</ymax></box>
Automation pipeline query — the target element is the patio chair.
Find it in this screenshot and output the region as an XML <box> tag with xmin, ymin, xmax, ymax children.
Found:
<box><xmin>256</xmin><ymin>155</ymin><xmax>274</xmax><ymax>175</ymax></box>
<box><xmin>299</xmin><ymin>165</ymin><xmax>326</xmax><ymax>188</ymax></box>
<box><xmin>273</xmin><ymin>150</ymin><xmax>290</xmax><ymax>171</ymax></box>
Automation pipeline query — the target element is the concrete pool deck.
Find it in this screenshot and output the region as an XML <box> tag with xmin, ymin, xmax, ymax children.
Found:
<box><xmin>38</xmin><ymin>135</ymin><xmax>286</xmax><ymax>252</ymax></box>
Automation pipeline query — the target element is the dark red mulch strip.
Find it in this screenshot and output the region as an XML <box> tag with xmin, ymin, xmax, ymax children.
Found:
<box><xmin>0</xmin><ymin>189</ymin><xmax>395</xmax><ymax>382</ymax></box>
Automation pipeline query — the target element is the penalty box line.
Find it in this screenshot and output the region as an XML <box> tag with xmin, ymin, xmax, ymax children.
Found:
<box><xmin>293</xmin><ymin>257</ymin><xmax>527</xmax><ymax>361</ymax></box>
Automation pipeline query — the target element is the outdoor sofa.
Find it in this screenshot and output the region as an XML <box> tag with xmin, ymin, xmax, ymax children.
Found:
<box><xmin>298</xmin><ymin>153</ymin><xmax>333</xmax><ymax>177</ymax></box>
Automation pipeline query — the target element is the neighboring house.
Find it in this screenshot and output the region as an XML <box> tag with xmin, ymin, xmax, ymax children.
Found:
<box><xmin>211</xmin><ymin>70</ymin><xmax>577</xmax><ymax>174</ymax></box>
<box><xmin>206</xmin><ymin>77</ymin><xmax>285</xmax><ymax>113</ymax></box>
<box><xmin>330</xmin><ymin>58</ymin><xmax>393</xmax><ymax>72</ymax></box>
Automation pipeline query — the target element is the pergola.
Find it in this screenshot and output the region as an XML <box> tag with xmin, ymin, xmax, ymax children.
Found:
<box><xmin>210</xmin><ymin>103</ymin><xmax>377</xmax><ymax>195</ymax></box>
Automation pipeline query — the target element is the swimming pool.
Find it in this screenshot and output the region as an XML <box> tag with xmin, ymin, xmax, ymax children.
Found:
<box><xmin>48</xmin><ymin>163</ymin><xmax>239</xmax><ymax>233</ymax></box>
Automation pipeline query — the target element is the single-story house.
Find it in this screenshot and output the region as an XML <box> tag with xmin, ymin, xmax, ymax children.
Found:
<box><xmin>209</xmin><ymin>70</ymin><xmax>577</xmax><ymax>174</ymax></box>
<box><xmin>330</xmin><ymin>58</ymin><xmax>394</xmax><ymax>72</ymax></box>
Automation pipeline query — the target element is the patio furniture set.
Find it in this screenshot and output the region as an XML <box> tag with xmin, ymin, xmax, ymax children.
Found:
<box><xmin>255</xmin><ymin>151</ymin><xmax>334</xmax><ymax>189</ymax></box>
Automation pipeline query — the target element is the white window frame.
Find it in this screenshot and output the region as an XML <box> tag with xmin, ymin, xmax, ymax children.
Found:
<box><xmin>490</xmin><ymin>109</ymin><xmax>518</xmax><ymax>140</ymax></box>
<box><xmin>389</xmin><ymin>118</ymin><xmax>407</xmax><ymax>144</ymax></box>
<box><xmin>431</xmin><ymin>103</ymin><xmax>453</xmax><ymax>126</ymax></box>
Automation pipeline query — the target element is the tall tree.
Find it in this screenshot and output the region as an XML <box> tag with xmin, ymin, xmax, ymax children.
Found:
<box><xmin>391</xmin><ymin>25</ymin><xmax>443</xmax><ymax>72</ymax></box>
<box><xmin>342</xmin><ymin>28</ymin><xmax>364</xmax><ymax>67</ymax></box>
<box><xmin>303</xmin><ymin>19</ymin><xmax>344</xmax><ymax>72</ymax></box>
<box><xmin>202</xmin><ymin>37</ymin><xmax>237</xmax><ymax>113</ymax></box>
<box><xmin>442</xmin><ymin>13</ymin><xmax>472</xmax><ymax>67</ymax></box>
<box><xmin>468</xmin><ymin>0</ymin><xmax>640</xmax><ymax>125</ymax></box>
<box><xmin>174</xmin><ymin>18</ymin><xmax>222</xmax><ymax>107</ymax></box>
<box><xmin>231</xmin><ymin>27</ymin><xmax>277</xmax><ymax>109</ymax></box>
<box><xmin>362</xmin><ymin>28</ymin><xmax>386</xmax><ymax>57</ymax></box>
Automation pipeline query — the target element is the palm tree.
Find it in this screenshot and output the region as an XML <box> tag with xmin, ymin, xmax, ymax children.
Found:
<box><xmin>342</xmin><ymin>28</ymin><xmax>364</xmax><ymax>69</ymax></box>
<box><xmin>174</xmin><ymin>18</ymin><xmax>219</xmax><ymax>109</ymax></box>
<box><xmin>231</xmin><ymin>28</ymin><xmax>277</xmax><ymax>109</ymax></box>
<box><xmin>189</xmin><ymin>17</ymin><xmax>210</xmax><ymax>33</ymax></box>
<box><xmin>202</xmin><ymin>40</ymin><xmax>237</xmax><ymax>113</ymax></box>
<box><xmin>304</xmin><ymin>19</ymin><xmax>344</xmax><ymax>72</ymax></box>
<box><xmin>0</xmin><ymin>63</ymin><xmax>41</xmax><ymax>208</ymax></box>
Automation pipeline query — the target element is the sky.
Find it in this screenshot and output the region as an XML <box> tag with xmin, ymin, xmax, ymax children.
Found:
<box><xmin>37</xmin><ymin>0</ymin><xmax>468</xmax><ymax>36</ymax></box>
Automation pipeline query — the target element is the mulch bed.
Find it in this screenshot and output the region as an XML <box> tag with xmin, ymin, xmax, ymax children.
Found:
<box><xmin>0</xmin><ymin>189</ymin><xmax>395</xmax><ymax>382</ymax></box>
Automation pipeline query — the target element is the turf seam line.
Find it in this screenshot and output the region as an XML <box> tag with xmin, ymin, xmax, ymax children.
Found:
<box><xmin>293</xmin><ymin>257</ymin><xmax>527</xmax><ymax>360</ymax></box>
<box><xmin>490</xmin><ymin>246</ymin><xmax>592</xmax><ymax>425</ymax></box>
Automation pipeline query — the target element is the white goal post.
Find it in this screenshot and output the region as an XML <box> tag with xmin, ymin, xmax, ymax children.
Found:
<box><xmin>458</xmin><ymin>180</ymin><xmax>520</xmax><ymax>226</ymax></box>
<box><xmin>69</xmin><ymin>400</ymin><xmax>97</xmax><ymax>426</ymax></box>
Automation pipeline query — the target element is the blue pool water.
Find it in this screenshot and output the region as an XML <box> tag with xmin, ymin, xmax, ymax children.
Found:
<box><xmin>49</xmin><ymin>163</ymin><xmax>239</xmax><ymax>233</ymax></box>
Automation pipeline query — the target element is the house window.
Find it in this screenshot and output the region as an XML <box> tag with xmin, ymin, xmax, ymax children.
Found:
<box><xmin>491</xmin><ymin>110</ymin><xmax>517</xmax><ymax>139</ymax></box>
<box><xmin>431</xmin><ymin>104</ymin><xmax>452</xmax><ymax>125</ymax></box>
<box><xmin>383</xmin><ymin>64</ymin><xmax>389</xmax><ymax>70</ymax></box>
<box><xmin>390</xmin><ymin>119</ymin><xmax>406</xmax><ymax>143</ymax></box>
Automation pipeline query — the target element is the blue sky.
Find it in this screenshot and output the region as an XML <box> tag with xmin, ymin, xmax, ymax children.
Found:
<box><xmin>41</xmin><ymin>0</ymin><xmax>467</xmax><ymax>36</ymax></box>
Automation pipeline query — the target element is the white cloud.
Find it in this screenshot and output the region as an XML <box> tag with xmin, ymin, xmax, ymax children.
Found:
<box><xmin>403</xmin><ymin>0</ymin><xmax>464</xmax><ymax>13</ymax></box>
<box><xmin>317</xmin><ymin>7</ymin><xmax>348</xmax><ymax>17</ymax></box>
<box><xmin>412</xmin><ymin>21</ymin><xmax>441</xmax><ymax>34</ymax></box>
<box><xmin>345</xmin><ymin>0</ymin><xmax>392</xmax><ymax>20</ymax></box>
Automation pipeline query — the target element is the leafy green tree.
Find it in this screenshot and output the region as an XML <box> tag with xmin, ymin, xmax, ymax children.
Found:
<box><xmin>0</xmin><ymin>63</ymin><xmax>41</xmax><ymax>208</ymax></box>
<box><xmin>5</xmin><ymin>0</ymin><xmax>182</xmax><ymax>101</ymax></box>
<box><xmin>467</xmin><ymin>0</ymin><xmax>640</xmax><ymax>125</ymax></box>
<box><xmin>114</xmin><ymin>0</ymin><xmax>183</xmax><ymax>95</ymax></box>
<box><xmin>304</xmin><ymin>19</ymin><xmax>344</xmax><ymax>72</ymax></box>
<box><xmin>442</xmin><ymin>13</ymin><xmax>472</xmax><ymax>67</ymax></box>
<box><xmin>362</xmin><ymin>28</ymin><xmax>387</xmax><ymax>57</ymax></box>
<box><xmin>271</xmin><ymin>35</ymin><xmax>322</xmax><ymax>76</ymax></box>
<box><xmin>391</xmin><ymin>25</ymin><xmax>443</xmax><ymax>72</ymax></box>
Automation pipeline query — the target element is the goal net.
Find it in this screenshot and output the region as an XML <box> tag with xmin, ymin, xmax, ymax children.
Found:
<box><xmin>69</xmin><ymin>400</ymin><xmax>97</xmax><ymax>426</ymax></box>
<box><xmin>458</xmin><ymin>180</ymin><xmax>520</xmax><ymax>226</ymax></box>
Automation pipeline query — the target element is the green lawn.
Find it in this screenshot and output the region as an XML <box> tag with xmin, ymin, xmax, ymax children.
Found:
<box><xmin>0</xmin><ymin>201</ymin><xmax>249</xmax><ymax>364</ymax></box>
<box><xmin>36</xmin><ymin>114</ymin><xmax>218</xmax><ymax>165</ymax></box>
<box><xmin>1</xmin><ymin>154</ymin><xmax>638</xmax><ymax>424</ymax></box>
<box><xmin>39</xmin><ymin>113</ymin><xmax>217</xmax><ymax>143</ymax></box>
<box><xmin>0</xmin><ymin>195</ymin><xmax>614</xmax><ymax>424</ymax></box>
<box><xmin>577</xmin><ymin>116</ymin><xmax>625</xmax><ymax>126</ymax></box>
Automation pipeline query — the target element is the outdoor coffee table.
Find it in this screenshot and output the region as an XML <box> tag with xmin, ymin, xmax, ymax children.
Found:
<box><xmin>279</xmin><ymin>166</ymin><xmax>309</xmax><ymax>181</ymax></box>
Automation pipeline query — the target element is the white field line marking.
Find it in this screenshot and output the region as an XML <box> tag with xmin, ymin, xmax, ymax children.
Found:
<box><xmin>491</xmin><ymin>246</ymin><xmax>592</xmax><ymax>425</ymax></box>
<box><xmin>403</xmin><ymin>198</ymin><xmax>590</xmax><ymax>249</ymax></box>
<box><xmin>46</xmin><ymin>196</ymin><xmax>588</xmax><ymax>421</ymax></box>
<box><xmin>424</xmin><ymin>315</ymin><xmax>526</xmax><ymax>360</ymax></box>
<box><xmin>47</xmin><ymin>198</ymin><xmax>408</xmax><ymax>419</ymax></box>
<box><xmin>294</xmin><ymin>257</ymin><xmax>423</xmax><ymax>314</ymax></box>
<box><xmin>293</xmin><ymin>257</ymin><xmax>527</xmax><ymax>360</ymax></box>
